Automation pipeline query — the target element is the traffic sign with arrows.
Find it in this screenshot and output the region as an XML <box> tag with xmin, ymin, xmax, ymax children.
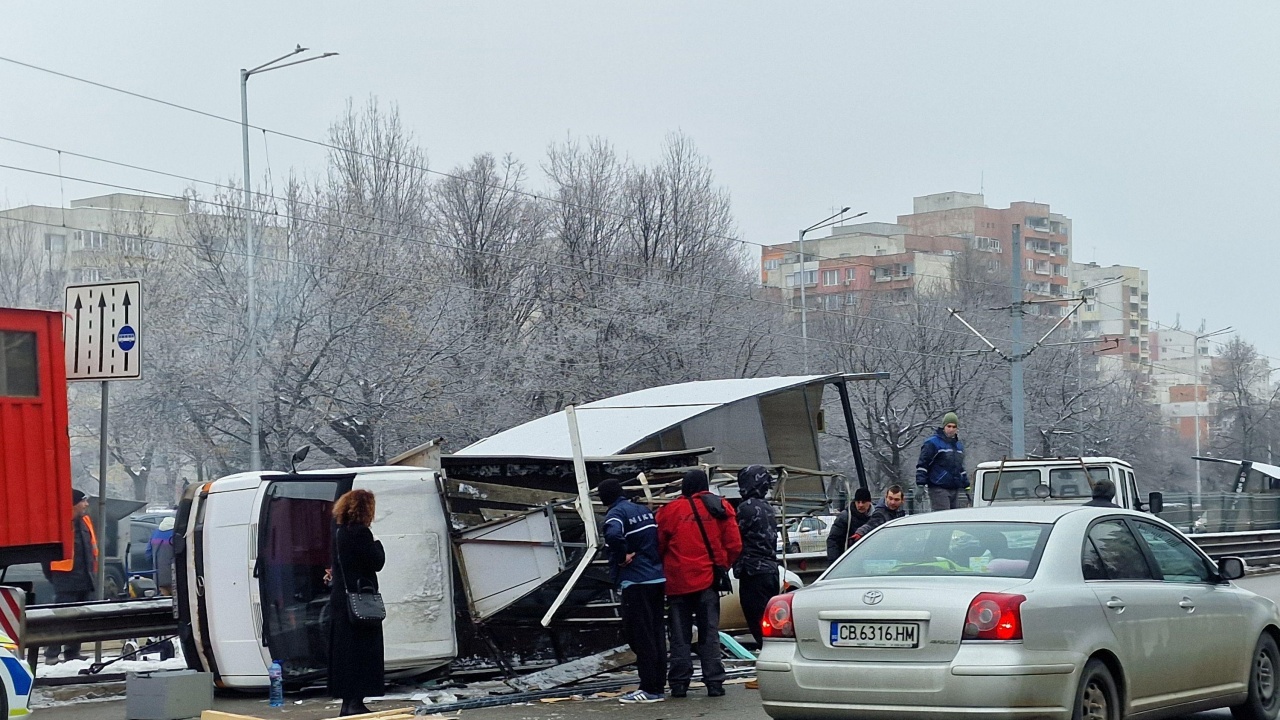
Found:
<box><xmin>63</xmin><ymin>280</ymin><xmax>142</xmax><ymax>381</ymax></box>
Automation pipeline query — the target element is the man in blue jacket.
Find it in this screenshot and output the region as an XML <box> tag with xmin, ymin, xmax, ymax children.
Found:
<box><xmin>599</xmin><ymin>478</ymin><xmax>667</xmax><ymax>704</ymax></box>
<box><xmin>916</xmin><ymin>412</ymin><xmax>969</xmax><ymax>511</ymax></box>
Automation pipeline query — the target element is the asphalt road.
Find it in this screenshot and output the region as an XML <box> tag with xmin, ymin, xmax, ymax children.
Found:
<box><xmin>37</xmin><ymin>572</ymin><xmax>1280</xmax><ymax>720</ymax></box>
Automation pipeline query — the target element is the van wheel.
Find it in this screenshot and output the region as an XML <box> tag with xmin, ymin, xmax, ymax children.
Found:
<box><xmin>788</xmin><ymin>543</ymin><xmax>800</xmax><ymax>554</ymax></box>
<box><xmin>1074</xmin><ymin>659</ymin><xmax>1118</xmax><ymax>720</ymax></box>
<box><xmin>104</xmin><ymin>567</ymin><xmax>126</xmax><ymax>600</ymax></box>
<box><xmin>1233</xmin><ymin>634</ymin><xmax>1280</xmax><ymax>720</ymax></box>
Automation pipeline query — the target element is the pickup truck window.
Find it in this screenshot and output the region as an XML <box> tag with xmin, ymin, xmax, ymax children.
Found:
<box><xmin>1048</xmin><ymin>467</ymin><xmax>1109</xmax><ymax>499</ymax></box>
<box><xmin>981</xmin><ymin>470</ymin><xmax>1041</xmax><ymax>501</ymax></box>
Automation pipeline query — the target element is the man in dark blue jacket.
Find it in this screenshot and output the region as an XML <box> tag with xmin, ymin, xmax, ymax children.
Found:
<box><xmin>599</xmin><ymin>478</ymin><xmax>667</xmax><ymax>704</ymax></box>
<box><xmin>916</xmin><ymin>412</ymin><xmax>969</xmax><ymax>511</ymax></box>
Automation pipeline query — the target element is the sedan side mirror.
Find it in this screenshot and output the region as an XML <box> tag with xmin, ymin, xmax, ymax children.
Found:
<box><xmin>1218</xmin><ymin>556</ymin><xmax>1247</xmax><ymax>581</ymax></box>
<box><xmin>1147</xmin><ymin>491</ymin><xmax>1163</xmax><ymax>515</ymax></box>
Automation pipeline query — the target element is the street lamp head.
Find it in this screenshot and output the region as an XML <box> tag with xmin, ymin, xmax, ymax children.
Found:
<box><xmin>295</xmin><ymin>45</ymin><xmax>309</xmax><ymax>53</ymax></box>
<box><xmin>840</xmin><ymin>206</ymin><xmax>851</xmax><ymax>213</ymax></box>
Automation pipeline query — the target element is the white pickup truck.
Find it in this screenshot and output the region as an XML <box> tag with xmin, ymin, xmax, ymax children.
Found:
<box><xmin>970</xmin><ymin>456</ymin><xmax>1164</xmax><ymax>514</ymax></box>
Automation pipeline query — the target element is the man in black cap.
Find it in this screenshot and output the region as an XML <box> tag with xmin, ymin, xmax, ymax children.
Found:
<box><xmin>41</xmin><ymin>488</ymin><xmax>98</xmax><ymax>663</ymax></box>
<box><xmin>733</xmin><ymin>465</ymin><xmax>778</xmax><ymax>664</ymax></box>
<box><xmin>827</xmin><ymin>487</ymin><xmax>874</xmax><ymax>562</ymax></box>
<box><xmin>598</xmin><ymin>478</ymin><xmax>667</xmax><ymax>704</ymax></box>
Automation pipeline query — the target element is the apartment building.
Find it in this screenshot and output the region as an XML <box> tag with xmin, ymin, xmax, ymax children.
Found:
<box><xmin>761</xmin><ymin>191</ymin><xmax>1074</xmax><ymax>317</ymax></box>
<box><xmin>897</xmin><ymin>192</ymin><xmax>1073</xmax><ymax>312</ymax></box>
<box><xmin>761</xmin><ymin>221</ymin><xmax>964</xmax><ymax>312</ymax></box>
<box><xmin>1070</xmin><ymin>262</ymin><xmax>1150</xmax><ymax>369</ymax></box>
<box><xmin>1149</xmin><ymin>326</ymin><xmax>1218</xmax><ymax>444</ymax></box>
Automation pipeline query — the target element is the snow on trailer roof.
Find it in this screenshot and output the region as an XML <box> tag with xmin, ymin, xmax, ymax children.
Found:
<box><xmin>453</xmin><ymin>374</ymin><xmax>841</xmax><ymax>460</ymax></box>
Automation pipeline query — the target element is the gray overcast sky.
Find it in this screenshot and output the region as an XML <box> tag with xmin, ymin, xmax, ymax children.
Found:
<box><xmin>3</xmin><ymin>2</ymin><xmax>1278</xmax><ymax>362</ymax></box>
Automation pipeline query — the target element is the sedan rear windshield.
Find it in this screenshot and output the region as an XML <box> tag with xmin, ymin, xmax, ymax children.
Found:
<box><xmin>825</xmin><ymin>522</ymin><xmax>1050</xmax><ymax>579</ymax></box>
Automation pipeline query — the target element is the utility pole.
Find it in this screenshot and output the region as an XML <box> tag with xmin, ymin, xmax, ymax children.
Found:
<box><xmin>796</xmin><ymin>208</ymin><xmax>863</xmax><ymax>373</ymax></box>
<box><xmin>1010</xmin><ymin>224</ymin><xmax>1025</xmax><ymax>457</ymax></box>
<box><xmin>240</xmin><ymin>46</ymin><xmax>337</xmax><ymax>471</ymax></box>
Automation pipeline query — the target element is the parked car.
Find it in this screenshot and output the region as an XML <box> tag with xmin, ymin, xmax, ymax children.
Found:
<box><xmin>758</xmin><ymin>505</ymin><xmax>1279</xmax><ymax>720</ymax></box>
<box><xmin>776</xmin><ymin>515</ymin><xmax>839</xmax><ymax>554</ymax></box>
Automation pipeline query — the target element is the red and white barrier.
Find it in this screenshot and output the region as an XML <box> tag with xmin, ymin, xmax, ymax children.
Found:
<box><xmin>0</xmin><ymin>585</ymin><xmax>26</xmax><ymax>652</ymax></box>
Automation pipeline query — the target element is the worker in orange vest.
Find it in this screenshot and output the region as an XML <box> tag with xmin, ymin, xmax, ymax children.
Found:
<box><xmin>41</xmin><ymin>488</ymin><xmax>98</xmax><ymax>664</ymax></box>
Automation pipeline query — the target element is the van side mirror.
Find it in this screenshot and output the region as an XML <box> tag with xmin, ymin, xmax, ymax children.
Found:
<box><xmin>1218</xmin><ymin>556</ymin><xmax>1246</xmax><ymax>581</ymax></box>
<box><xmin>1147</xmin><ymin>491</ymin><xmax>1163</xmax><ymax>515</ymax></box>
<box><xmin>290</xmin><ymin>445</ymin><xmax>311</xmax><ymax>474</ymax></box>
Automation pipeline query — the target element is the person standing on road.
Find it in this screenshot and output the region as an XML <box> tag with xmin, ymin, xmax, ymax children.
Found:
<box><xmin>827</xmin><ymin>487</ymin><xmax>874</xmax><ymax>562</ymax></box>
<box><xmin>915</xmin><ymin>412</ymin><xmax>969</xmax><ymax>511</ymax></box>
<box><xmin>851</xmin><ymin>486</ymin><xmax>907</xmax><ymax>543</ymax></box>
<box><xmin>41</xmin><ymin>488</ymin><xmax>98</xmax><ymax>664</ymax></box>
<box><xmin>327</xmin><ymin>489</ymin><xmax>385</xmax><ymax>717</ymax></box>
<box><xmin>657</xmin><ymin>469</ymin><xmax>742</xmax><ymax>699</ymax></box>
<box><xmin>733</xmin><ymin>465</ymin><xmax>779</xmax><ymax>662</ymax></box>
<box><xmin>147</xmin><ymin>517</ymin><xmax>176</xmax><ymax>596</ymax></box>
<box><xmin>598</xmin><ymin>478</ymin><xmax>668</xmax><ymax>705</ymax></box>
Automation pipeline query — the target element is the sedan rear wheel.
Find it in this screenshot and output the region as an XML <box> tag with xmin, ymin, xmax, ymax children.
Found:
<box><xmin>1233</xmin><ymin>633</ymin><xmax>1280</xmax><ymax>720</ymax></box>
<box><xmin>1074</xmin><ymin>659</ymin><xmax>1118</xmax><ymax>720</ymax></box>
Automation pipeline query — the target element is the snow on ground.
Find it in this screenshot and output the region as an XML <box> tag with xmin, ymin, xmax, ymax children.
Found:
<box><xmin>37</xmin><ymin>656</ymin><xmax>188</xmax><ymax>679</ymax></box>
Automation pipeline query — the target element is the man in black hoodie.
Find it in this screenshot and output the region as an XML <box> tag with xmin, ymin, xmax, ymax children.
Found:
<box><xmin>733</xmin><ymin>465</ymin><xmax>778</xmax><ymax>654</ymax></box>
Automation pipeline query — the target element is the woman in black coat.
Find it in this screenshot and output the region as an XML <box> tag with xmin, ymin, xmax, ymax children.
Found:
<box><xmin>328</xmin><ymin>489</ymin><xmax>386</xmax><ymax>716</ymax></box>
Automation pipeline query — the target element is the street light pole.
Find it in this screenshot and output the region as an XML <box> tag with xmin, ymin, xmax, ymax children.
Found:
<box><xmin>797</xmin><ymin>208</ymin><xmax>863</xmax><ymax>373</ymax></box>
<box><xmin>1192</xmin><ymin>325</ymin><xmax>1232</xmax><ymax>509</ymax></box>
<box><xmin>241</xmin><ymin>46</ymin><xmax>337</xmax><ymax>471</ymax></box>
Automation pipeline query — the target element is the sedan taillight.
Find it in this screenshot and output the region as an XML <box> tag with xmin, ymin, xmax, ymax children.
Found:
<box><xmin>963</xmin><ymin>592</ymin><xmax>1025</xmax><ymax>641</ymax></box>
<box><xmin>762</xmin><ymin>593</ymin><xmax>795</xmax><ymax>639</ymax></box>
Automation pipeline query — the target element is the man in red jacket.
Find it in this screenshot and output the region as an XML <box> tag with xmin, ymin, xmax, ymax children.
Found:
<box><xmin>656</xmin><ymin>469</ymin><xmax>742</xmax><ymax>698</ymax></box>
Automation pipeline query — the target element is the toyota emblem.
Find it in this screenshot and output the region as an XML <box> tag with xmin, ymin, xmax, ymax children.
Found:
<box><xmin>862</xmin><ymin>590</ymin><xmax>884</xmax><ymax>605</ymax></box>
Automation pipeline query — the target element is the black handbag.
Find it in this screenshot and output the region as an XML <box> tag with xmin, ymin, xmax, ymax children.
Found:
<box><xmin>688</xmin><ymin>496</ymin><xmax>734</xmax><ymax>595</ymax></box>
<box><xmin>336</xmin><ymin>527</ymin><xmax>386</xmax><ymax>627</ymax></box>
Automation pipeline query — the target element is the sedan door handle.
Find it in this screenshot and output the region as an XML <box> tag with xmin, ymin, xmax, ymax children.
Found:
<box><xmin>1105</xmin><ymin>597</ymin><xmax>1126</xmax><ymax>611</ymax></box>
<box><xmin>1178</xmin><ymin>598</ymin><xmax>1196</xmax><ymax>610</ymax></box>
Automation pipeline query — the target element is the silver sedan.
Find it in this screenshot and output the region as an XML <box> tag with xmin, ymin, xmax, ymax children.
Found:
<box><xmin>757</xmin><ymin>505</ymin><xmax>1280</xmax><ymax>720</ymax></box>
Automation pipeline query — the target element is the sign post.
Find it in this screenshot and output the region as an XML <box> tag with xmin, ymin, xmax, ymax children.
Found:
<box><xmin>63</xmin><ymin>280</ymin><xmax>142</xmax><ymax>663</ymax></box>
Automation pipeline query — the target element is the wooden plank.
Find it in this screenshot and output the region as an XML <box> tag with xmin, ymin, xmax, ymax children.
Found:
<box><xmin>200</xmin><ymin>712</ymin><xmax>266</xmax><ymax>720</ymax></box>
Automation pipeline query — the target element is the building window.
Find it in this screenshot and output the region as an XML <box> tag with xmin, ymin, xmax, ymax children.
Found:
<box><xmin>822</xmin><ymin>269</ymin><xmax>839</xmax><ymax>286</ymax></box>
<box><xmin>75</xmin><ymin>230</ymin><xmax>107</xmax><ymax>250</ymax></box>
<box><xmin>788</xmin><ymin>270</ymin><xmax>817</xmax><ymax>287</ymax></box>
<box><xmin>78</xmin><ymin>267</ymin><xmax>103</xmax><ymax>282</ymax></box>
<box><xmin>845</xmin><ymin>267</ymin><xmax>857</xmax><ymax>281</ymax></box>
<box><xmin>1053</xmin><ymin>264</ymin><xmax>1067</xmax><ymax>277</ymax></box>
<box><xmin>974</xmin><ymin>236</ymin><xmax>1002</xmax><ymax>253</ymax></box>
<box><xmin>845</xmin><ymin>292</ymin><xmax>858</xmax><ymax>305</ymax></box>
<box><xmin>121</xmin><ymin>235</ymin><xmax>145</xmax><ymax>254</ymax></box>
<box><xmin>1026</xmin><ymin>258</ymin><xmax>1035</xmax><ymax>272</ymax></box>
<box><xmin>823</xmin><ymin>295</ymin><xmax>841</xmax><ymax>310</ymax></box>
<box><xmin>764</xmin><ymin>259</ymin><xmax>780</xmax><ymax>271</ymax></box>
<box><xmin>44</xmin><ymin>233</ymin><xmax>66</xmax><ymax>253</ymax></box>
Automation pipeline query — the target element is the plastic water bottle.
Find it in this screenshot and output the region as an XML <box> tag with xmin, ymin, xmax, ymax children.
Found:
<box><xmin>268</xmin><ymin>660</ymin><xmax>284</xmax><ymax>707</ymax></box>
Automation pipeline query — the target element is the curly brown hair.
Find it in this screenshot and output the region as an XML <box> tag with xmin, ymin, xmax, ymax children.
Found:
<box><xmin>333</xmin><ymin>489</ymin><xmax>376</xmax><ymax>527</ymax></box>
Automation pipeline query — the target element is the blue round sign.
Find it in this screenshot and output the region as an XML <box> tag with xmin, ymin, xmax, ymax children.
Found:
<box><xmin>117</xmin><ymin>325</ymin><xmax>137</xmax><ymax>352</ymax></box>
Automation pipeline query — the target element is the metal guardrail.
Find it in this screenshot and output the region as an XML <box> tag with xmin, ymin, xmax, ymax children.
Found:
<box><xmin>24</xmin><ymin>598</ymin><xmax>176</xmax><ymax>647</ymax></box>
<box><xmin>1189</xmin><ymin>531</ymin><xmax>1280</xmax><ymax>567</ymax></box>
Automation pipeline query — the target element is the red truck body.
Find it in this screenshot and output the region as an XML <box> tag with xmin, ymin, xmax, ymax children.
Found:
<box><xmin>0</xmin><ymin>307</ymin><xmax>72</xmax><ymax>567</ymax></box>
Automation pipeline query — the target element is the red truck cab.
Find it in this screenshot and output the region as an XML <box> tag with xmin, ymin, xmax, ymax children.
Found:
<box><xmin>0</xmin><ymin>307</ymin><xmax>72</xmax><ymax>568</ymax></box>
